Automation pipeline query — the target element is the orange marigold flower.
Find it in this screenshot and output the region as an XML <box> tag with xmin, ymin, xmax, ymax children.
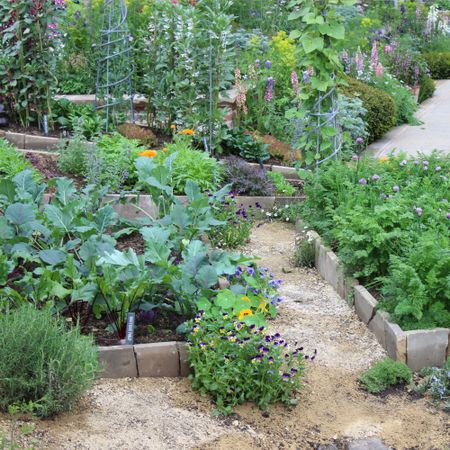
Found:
<box><xmin>170</xmin><ymin>124</ymin><xmax>177</xmax><ymax>130</ymax></box>
<box><xmin>178</xmin><ymin>128</ymin><xmax>195</xmax><ymax>136</ymax></box>
<box><xmin>379</xmin><ymin>156</ymin><xmax>389</xmax><ymax>163</ymax></box>
<box><xmin>138</xmin><ymin>149</ymin><xmax>158</xmax><ymax>158</ymax></box>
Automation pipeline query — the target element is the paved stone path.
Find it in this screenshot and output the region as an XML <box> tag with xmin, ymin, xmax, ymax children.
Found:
<box><xmin>366</xmin><ymin>80</ymin><xmax>450</xmax><ymax>157</ymax></box>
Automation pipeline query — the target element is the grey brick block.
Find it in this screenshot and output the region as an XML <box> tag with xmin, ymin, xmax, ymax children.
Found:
<box><xmin>98</xmin><ymin>345</ymin><xmax>137</xmax><ymax>378</ymax></box>
<box><xmin>406</xmin><ymin>328</ymin><xmax>449</xmax><ymax>371</ymax></box>
<box><xmin>368</xmin><ymin>311</ymin><xmax>390</xmax><ymax>348</ymax></box>
<box><xmin>135</xmin><ymin>342</ymin><xmax>180</xmax><ymax>377</ymax></box>
<box><xmin>354</xmin><ymin>285</ymin><xmax>377</xmax><ymax>324</ymax></box>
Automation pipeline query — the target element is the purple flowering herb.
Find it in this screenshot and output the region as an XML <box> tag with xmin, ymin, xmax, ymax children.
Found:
<box><xmin>436</xmin><ymin>166</ymin><xmax>442</xmax><ymax>171</ymax></box>
<box><xmin>359</xmin><ymin>178</ymin><xmax>367</xmax><ymax>185</ymax></box>
<box><xmin>302</xmin><ymin>70</ymin><xmax>311</xmax><ymax>84</ymax></box>
<box><xmin>414</xmin><ymin>160</ymin><xmax>419</xmax><ymax>165</ymax></box>
<box><xmin>356</xmin><ymin>137</ymin><xmax>364</xmax><ymax>145</ymax></box>
<box><xmin>372</xmin><ymin>174</ymin><xmax>380</xmax><ymax>181</ymax></box>
<box><xmin>265</xmin><ymin>60</ymin><xmax>272</xmax><ymax>69</ymax></box>
<box><xmin>393</xmin><ymin>185</ymin><xmax>400</xmax><ymax>192</ymax></box>
<box><xmin>415</xmin><ymin>207</ymin><xmax>423</xmax><ymax>216</ymax></box>
<box><xmin>423</xmin><ymin>160</ymin><xmax>429</xmax><ymax>166</ymax></box>
<box><xmin>447</xmin><ymin>213</ymin><xmax>450</xmax><ymax>220</ymax></box>
<box><xmin>352</xmin><ymin>154</ymin><xmax>359</xmax><ymax>161</ymax></box>
<box><xmin>400</xmin><ymin>160</ymin><xmax>407</xmax><ymax>167</ymax></box>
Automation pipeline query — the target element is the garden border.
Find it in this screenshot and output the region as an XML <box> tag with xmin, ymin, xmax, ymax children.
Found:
<box><xmin>296</xmin><ymin>221</ymin><xmax>450</xmax><ymax>371</ymax></box>
<box><xmin>98</xmin><ymin>341</ymin><xmax>190</xmax><ymax>378</ymax></box>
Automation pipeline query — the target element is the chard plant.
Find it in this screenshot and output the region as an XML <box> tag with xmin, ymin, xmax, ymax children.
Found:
<box><xmin>0</xmin><ymin>0</ymin><xmax>66</xmax><ymax>127</ymax></box>
<box><xmin>286</xmin><ymin>0</ymin><xmax>355</xmax><ymax>165</ymax></box>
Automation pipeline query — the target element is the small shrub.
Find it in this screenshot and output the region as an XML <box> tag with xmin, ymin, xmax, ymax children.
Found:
<box><xmin>117</xmin><ymin>123</ymin><xmax>157</xmax><ymax>147</ymax></box>
<box><xmin>223</xmin><ymin>156</ymin><xmax>274</xmax><ymax>196</ymax></box>
<box><xmin>0</xmin><ymin>305</ymin><xmax>98</xmax><ymax>417</ymax></box>
<box><xmin>223</xmin><ymin>128</ymin><xmax>270</xmax><ymax>162</ymax></box>
<box><xmin>187</xmin><ymin>308</ymin><xmax>306</xmax><ymax>415</ymax></box>
<box><xmin>418</xmin><ymin>76</ymin><xmax>436</xmax><ymax>104</ymax></box>
<box><xmin>340</xmin><ymin>78</ymin><xmax>396</xmax><ymax>143</ymax></box>
<box><xmin>267</xmin><ymin>172</ymin><xmax>296</xmax><ymax>196</ymax></box>
<box><xmin>0</xmin><ymin>139</ymin><xmax>39</xmax><ymax>180</ymax></box>
<box><xmin>423</xmin><ymin>52</ymin><xmax>450</xmax><ymax>80</ymax></box>
<box><xmin>57</xmin><ymin>135</ymin><xmax>89</xmax><ymax>176</ymax></box>
<box><xmin>293</xmin><ymin>235</ymin><xmax>315</xmax><ymax>268</ymax></box>
<box><xmin>359</xmin><ymin>358</ymin><xmax>412</xmax><ymax>394</ymax></box>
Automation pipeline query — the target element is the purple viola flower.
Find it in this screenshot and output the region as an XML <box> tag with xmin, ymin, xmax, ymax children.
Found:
<box><xmin>255</xmin><ymin>59</ymin><xmax>261</xmax><ymax>68</ymax></box>
<box><xmin>415</xmin><ymin>207</ymin><xmax>423</xmax><ymax>216</ymax></box>
<box><xmin>265</xmin><ymin>60</ymin><xmax>272</xmax><ymax>69</ymax></box>
<box><xmin>247</xmin><ymin>267</ymin><xmax>255</xmax><ymax>276</ymax></box>
<box><xmin>393</xmin><ymin>185</ymin><xmax>400</xmax><ymax>192</ymax></box>
<box><xmin>372</xmin><ymin>174</ymin><xmax>380</xmax><ymax>181</ymax></box>
<box><xmin>359</xmin><ymin>178</ymin><xmax>367</xmax><ymax>185</ymax></box>
<box><xmin>423</xmin><ymin>160</ymin><xmax>429</xmax><ymax>166</ymax></box>
<box><xmin>400</xmin><ymin>160</ymin><xmax>407</xmax><ymax>167</ymax></box>
<box><xmin>436</xmin><ymin>166</ymin><xmax>442</xmax><ymax>172</ymax></box>
<box><xmin>282</xmin><ymin>373</ymin><xmax>290</xmax><ymax>381</ymax></box>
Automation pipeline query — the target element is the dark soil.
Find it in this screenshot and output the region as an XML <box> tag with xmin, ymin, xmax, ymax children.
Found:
<box><xmin>116</xmin><ymin>231</ymin><xmax>146</xmax><ymax>254</ymax></box>
<box><xmin>5</xmin><ymin>123</ymin><xmax>66</xmax><ymax>138</ymax></box>
<box><xmin>25</xmin><ymin>152</ymin><xmax>84</xmax><ymax>188</ymax></box>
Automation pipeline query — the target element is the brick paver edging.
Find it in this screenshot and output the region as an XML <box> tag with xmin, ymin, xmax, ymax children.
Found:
<box><xmin>296</xmin><ymin>222</ymin><xmax>450</xmax><ymax>371</ymax></box>
<box><xmin>98</xmin><ymin>341</ymin><xmax>191</xmax><ymax>378</ymax></box>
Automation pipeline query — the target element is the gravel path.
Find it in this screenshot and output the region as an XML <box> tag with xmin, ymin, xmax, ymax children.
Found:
<box><xmin>1</xmin><ymin>222</ymin><xmax>449</xmax><ymax>450</ymax></box>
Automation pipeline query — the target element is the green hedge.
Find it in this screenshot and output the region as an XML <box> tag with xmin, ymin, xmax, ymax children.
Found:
<box><xmin>340</xmin><ymin>78</ymin><xmax>396</xmax><ymax>143</ymax></box>
<box><xmin>423</xmin><ymin>52</ymin><xmax>450</xmax><ymax>79</ymax></box>
<box><xmin>418</xmin><ymin>75</ymin><xmax>436</xmax><ymax>103</ymax></box>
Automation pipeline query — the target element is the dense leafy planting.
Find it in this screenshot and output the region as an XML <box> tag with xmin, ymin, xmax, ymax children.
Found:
<box><xmin>300</xmin><ymin>153</ymin><xmax>450</xmax><ymax>329</ymax></box>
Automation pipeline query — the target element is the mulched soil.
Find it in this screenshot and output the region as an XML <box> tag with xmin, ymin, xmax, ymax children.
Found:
<box><xmin>4</xmin><ymin>123</ymin><xmax>66</xmax><ymax>138</ymax></box>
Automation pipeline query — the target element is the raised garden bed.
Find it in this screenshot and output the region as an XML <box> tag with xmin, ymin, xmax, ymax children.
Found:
<box><xmin>298</xmin><ymin>221</ymin><xmax>450</xmax><ymax>371</ymax></box>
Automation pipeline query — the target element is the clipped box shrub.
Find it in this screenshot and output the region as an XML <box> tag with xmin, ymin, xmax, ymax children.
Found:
<box><xmin>0</xmin><ymin>305</ymin><xmax>98</xmax><ymax>417</ymax></box>
<box><xmin>418</xmin><ymin>75</ymin><xmax>436</xmax><ymax>104</ymax></box>
<box><xmin>423</xmin><ymin>52</ymin><xmax>450</xmax><ymax>79</ymax></box>
<box><xmin>340</xmin><ymin>78</ymin><xmax>396</xmax><ymax>143</ymax></box>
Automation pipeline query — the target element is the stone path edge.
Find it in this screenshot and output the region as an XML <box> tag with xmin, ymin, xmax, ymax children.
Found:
<box><xmin>296</xmin><ymin>221</ymin><xmax>450</xmax><ymax>371</ymax></box>
<box><xmin>98</xmin><ymin>341</ymin><xmax>191</xmax><ymax>378</ymax></box>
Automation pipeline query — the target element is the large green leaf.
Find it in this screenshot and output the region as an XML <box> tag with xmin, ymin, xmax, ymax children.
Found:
<box><xmin>195</xmin><ymin>265</ymin><xmax>218</xmax><ymax>289</ymax></box>
<box><xmin>0</xmin><ymin>179</ymin><xmax>16</xmax><ymax>202</ymax></box>
<box><xmin>95</xmin><ymin>205</ymin><xmax>118</xmax><ymax>233</ymax></box>
<box><xmin>5</xmin><ymin>203</ymin><xmax>35</xmax><ymax>225</ymax></box>
<box><xmin>55</xmin><ymin>178</ymin><xmax>77</xmax><ymax>206</ymax></box>
<box><xmin>39</xmin><ymin>249</ymin><xmax>67</xmax><ymax>266</ymax></box>
<box><xmin>44</xmin><ymin>204</ymin><xmax>73</xmax><ymax>231</ymax></box>
<box><xmin>302</xmin><ymin>35</ymin><xmax>324</xmax><ymax>53</ymax></box>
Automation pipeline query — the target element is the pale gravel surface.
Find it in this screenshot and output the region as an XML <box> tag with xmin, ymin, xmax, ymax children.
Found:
<box><xmin>242</xmin><ymin>222</ymin><xmax>386</xmax><ymax>371</ymax></box>
<box><xmin>1</xmin><ymin>222</ymin><xmax>449</xmax><ymax>450</ymax></box>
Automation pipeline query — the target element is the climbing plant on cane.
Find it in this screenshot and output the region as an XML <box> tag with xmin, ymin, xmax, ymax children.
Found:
<box><xmin>286</xmin><ymin>0</ymin><xmax>355</xmax><ymax>166</ymax></box>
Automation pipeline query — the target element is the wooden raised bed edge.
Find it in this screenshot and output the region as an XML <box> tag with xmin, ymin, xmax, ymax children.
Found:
<box><xmin>295</xmin><ymin>220</ymin><xmax>450</xmax><ymax>371</ymax></box>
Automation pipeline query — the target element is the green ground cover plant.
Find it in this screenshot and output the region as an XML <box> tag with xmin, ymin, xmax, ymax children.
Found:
<box><xmin>0</xmin><ymin>304</ymin><xmax>98</xmax><ymax>417</ymax></box>
<box><xmin>300</xmin><ymin>152</ymin><xmax>450</xmax><ymax>330</ymax></box>
<box><xmin>359</xmin><ymin>358</ymin><xmax>412</xmax><ymax>394</ymax></box>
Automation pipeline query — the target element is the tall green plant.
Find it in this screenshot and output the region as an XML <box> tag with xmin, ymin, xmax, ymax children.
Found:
<box><xmin>0</xmin><ymin>0</ymin><xmax>65</xmax><ymax>127</ymax></box>
<box><xmin>286</xmin><ymin>0</ymin><xmax>355</xmax><ymax>164</ymax></box>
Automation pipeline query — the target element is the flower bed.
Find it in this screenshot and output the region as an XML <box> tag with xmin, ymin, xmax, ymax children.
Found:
<box><xmin>300</xmin><ymin>225</ymin><xmax>449</xmax><ymax>371</ymax></box>
<box><xmin>295</xmin><ymin>152</ymin><xmax>450</xmax><ymax>370</ymax></box>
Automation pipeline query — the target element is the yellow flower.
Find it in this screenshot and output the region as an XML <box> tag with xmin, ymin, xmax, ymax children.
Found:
<box><xmin>379</xmin><ymin>156</ymin><xmax>389</xmax><ymax>163</ymax></box>
<box><xmin>170</xmin><ymin>124</ymin><xmax>177</xmax><ymax>130</ymax></box>
<box><xmin>162</xmin><ymin>147</ymin><xmax>168</xmax><ymax>153</ymax></box>
<box><xmin>238</xmin><ymin>309</ymin><xmax>253</xmax><ymax>321</ymax></box>
<box><xmin>138</xmin><ymin>149</ymin><xmax>158</xmax><ymax>158</ymax></box>
<box><xmin>178</xmin><ymin>128</ymin><xmax>195</xmax><ymax>136</ymax></box>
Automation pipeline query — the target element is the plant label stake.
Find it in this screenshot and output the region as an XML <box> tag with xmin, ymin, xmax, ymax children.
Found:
<box><xmin>43</xmin><ymin>114</ymin><xmax>49</xmax><ymax>136</ymax></box>
<box><xmin>125</xmin><ymin>312</ymin><xmax>135</xmax><ymax>345</ymax></box>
